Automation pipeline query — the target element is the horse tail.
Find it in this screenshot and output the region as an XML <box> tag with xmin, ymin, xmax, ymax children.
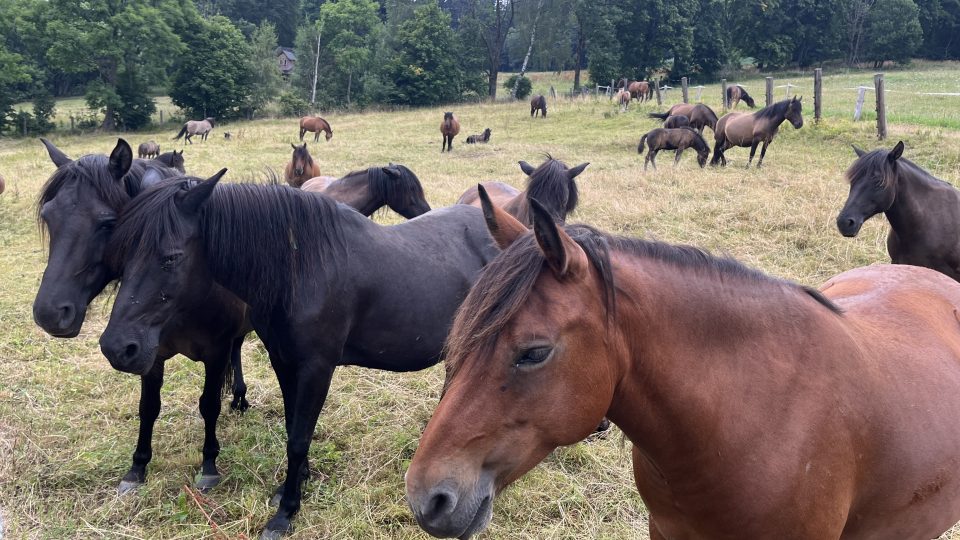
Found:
<box><xmin>173</xmin><ymin>124</ymin><xmax>187</xmax><ymax>140</ymax></box>
<box><xmin>637</xmin><ymin>133</ymin><xmax>648</xmax><ymax>156</ymax></box>
<box><xmin>648</xmin><ymin>112</ymin><xmax>670</xmax><ymax>121</ymax></box>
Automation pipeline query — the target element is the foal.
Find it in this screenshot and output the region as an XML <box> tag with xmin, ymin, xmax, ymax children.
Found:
<box><xmin>466</xmin><ymin>128</ymin><xmax>492</xmax><ymax>144</ymax></box>
<box><xmin>638</xmin><ymin>127</ymin><xmax>710</xmax><ymax>170</ymax></box>
<box><xmin>530</xmin><ymin>95</ymin><xmax>547</xmax><ymax>118</ymax></box>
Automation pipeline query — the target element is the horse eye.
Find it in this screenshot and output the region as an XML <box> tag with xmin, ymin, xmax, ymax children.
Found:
<box><xmin>98</xmin><ymin>219</ymin><xmax>116</xmax><ymax>231</ymax></box>
<box><xmin>515</xmin><ymin>346</ymin><xmax>553</xmax><ymax>367</ymax></box>
<box><xmin>161</xmin><ymin>253</ymin><xmax>183</xmax><ymax>268</ymax></box>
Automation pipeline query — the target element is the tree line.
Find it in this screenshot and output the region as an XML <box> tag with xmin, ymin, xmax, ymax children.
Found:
<box><xmin>1</xmin><ymin>0</ymin><xmax>957</xmax><ymax>134</ymax></box>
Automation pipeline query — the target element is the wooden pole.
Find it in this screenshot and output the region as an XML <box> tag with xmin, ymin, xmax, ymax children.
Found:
<box><xmin>160</xmin><ymin>110</ymin><xmax>164</xmax><ymax>124</ymax></box>
<box><xmin>654</xmin><ymin>78</ymin><xmax>662</xmax><ymax>106</ymax></box>
<box><xmin>874</xmin><ymin>73</ymin><xmax>886</xmax><ymax>140</ymax></box>
<box><xmin>854</xmin><ymin>87</ymin><xmax>867</xmax><ymax>120</ymax></box>
<box><xmin>813</xmin><ymin>68</ymin><xmax>822</xmax><ymax>123</ymax></box>
<box><xmin>681</xmin><ymin>77</ymin><xmax>689</xmax><ymax>103</ymax></box>
<box><xmin>765</xmin><ymin>77</ymin><xmax>774</xmax><ymax>107</ymax></box>
<box><xmin>721</xmin><ymin>78</ymin><xmax>728</xmax><ymax>110</ymax></box>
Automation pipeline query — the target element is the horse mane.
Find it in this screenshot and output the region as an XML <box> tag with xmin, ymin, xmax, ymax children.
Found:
<box><xmin>365</xmin><ymin>165</ymin><xmax>427</xmax><ymax>213</ymax></box>
<box><xmin>754</xmin><ymin>99</ymin><xmax>792</xmax><ymax>121</ymax></box>
<box><xmin>444</xmin><ymin>225</ymin><xmax>841</xmax><ymax>384</ymax></box>
<box><xmin>516</xmin><ymin>156</ymin><xmax>578</xmax><ymax>224</ymax></box>
<box><xmin>683</xmin><ymin>127</ymin><xmax>710</xmax><ymax>152</ymax></box>
<box><xmin>845</xmin><ymin>150</ymin><xmax>945</xmax><ymax>190</ymax></box>
<box><xmin>108</xmin><ymin>178</ymin><xmax>348</xmax><ymax>311</ymax></box>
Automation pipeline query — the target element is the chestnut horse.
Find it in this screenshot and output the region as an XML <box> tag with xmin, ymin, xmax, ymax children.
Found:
<box><xmin>441</xmin><ymin>112</ymin><xmax>460</xmax><ymax>152</ymax></box>
<box><xmin>726</xmin><ymin>84</ymin><xmax>756</xmax><ymax>108</ymax></box>
<box><xmin>837</xmin><ymin>141</ymin><xmax>960</xmax><ymax>282</ymax></box>
<box><xmin>299</xmin><ymin>116</ymin><xmax>333</xmax><ymax>142</ymax></box>
<box><xmin>406</xmin><ymin>197</ymin><xmax>960</xmax><ymax>540</ymax></box>
<box><xmin>284</xmin><ymin>142</ymin><xmax>322</xmax><ymax>188</ymax></box>
<box><xmin>649</xmin><ymin>103</ymin><xmax>719</xmax><ymax>135</ymax></box>
<box><xmin>137</xmin><ymin>141</ymin><xmax>160</xmax><ymax>158</ymax></box>
<box><xmin>637</xmin><ymin>127</ymin><xmax>710</xmax><ymax>170</ymax></box>
<box><xmin>456</xmin><ymin>156</ymin><xmax>588</xmax><ymax>225</ymax></box>
<box><xmin>530</xmin><ymin>95</ymin><xmax>547</xmax><ymax>118</ymax></box>
<box><xmin>301</xmin><ymin>164</ymin><xmax>432</xmax><ymax>219</ymax></box>
<box><xmin>711</xmin><ymin>96</ymin><xmax>803</xmax><ymax>167</ymax></box>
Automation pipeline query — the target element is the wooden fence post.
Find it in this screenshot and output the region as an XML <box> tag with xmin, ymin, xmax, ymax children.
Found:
<box><xmin>721</xmin><ymin>79</ymin><xmax>727</xmax><ymax>110</ymax></box>
<box><xmin>765</xmin><ymin>77</ymin><xmax>774</xmax><ymax>107</ymax></box>
<box><xmin>160</xmin><ymin>110</ymin><xmax>164</xmax><ymax>124</ymax></box>
<box><xmin>654</xmin><ymin>78</ymin><xmax>662</xmax><ymax>105</ymax></box>
<box><xmin>813</xmin><ymin>68</ymin><xmax>822</xmax><ymax>123</ymax></box>
<box><xmin>875</xmin><ymin>73</ymin><xmax>886</xmax><ymax>140</ymax></box>
<box><xmin>854</xmin><ymin>87</ymin><xmax>867</xmax><ymax>120</ymax></box>
<box><xmin>681</xmin><ymin>77</ymin><xmax>689</xmax><ymax>103</ymax></box>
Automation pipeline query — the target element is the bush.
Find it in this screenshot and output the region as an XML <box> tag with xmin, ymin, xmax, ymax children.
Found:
<box><xmin>32</xmin><ymin>92</ymin><xmax>56</xmax><ymax>134</ymax></box>
<box><xmin>279</xmin><ymin>92</ymin><xmax>311</xmax><ymax>117</ymax></box>
<box><xmin>503</xmin><ymin>75</ymin><xmax>532</xmax><ymax>100</ymax></box>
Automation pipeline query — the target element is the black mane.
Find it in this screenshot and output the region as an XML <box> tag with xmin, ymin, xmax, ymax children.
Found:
<box><xmin>521</xmin><ymin>156</ymin><xmax>579</xmax><ymax>223</ymax></box>
<box><xmin>754</xmin><ymin>98</ymin><xmax>793</xmax><ymax>121</ymax></box>
<box><xmin>366</xmin><ymin>165</ymin><xmax>428</xmax><ymax>212</ymax></box>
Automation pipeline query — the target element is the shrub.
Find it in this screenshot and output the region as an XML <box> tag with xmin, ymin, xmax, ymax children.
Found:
<box><xmin>503</xmin><ymin>75</ymin><xmax>532</xmax><ymax>100</ymax></box>
<box><xmin>279</xmin><ymin>91</ymin><xmax>311</xmax><ymax>117</ymax></box>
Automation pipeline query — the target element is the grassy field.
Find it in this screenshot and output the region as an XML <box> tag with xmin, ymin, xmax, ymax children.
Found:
<box><xmin>1</xmin><ymin>66</ymin><xmax>960</xmax><ymax>539</ymax></box>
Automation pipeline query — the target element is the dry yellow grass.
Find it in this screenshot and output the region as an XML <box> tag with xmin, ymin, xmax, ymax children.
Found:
<box><xmin>1</xmin><ymin>83</ymin><xmax>959</xmax><ymax>539</ymax></box>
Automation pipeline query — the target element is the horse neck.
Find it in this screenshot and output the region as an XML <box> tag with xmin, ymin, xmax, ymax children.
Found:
<box><xmin>327</xmin><ymin>172</ymin><xmax>377</xmax><ymax>216</ymax></box>
<box><xmin>884</xmin><ymin>163</ymin><xmax>940</xmax><ymax>233</ymax></box>
<box><xmin>600</xmin><ymin>252</ymin><xmax>848</xmax><ymax>466</ymax></box>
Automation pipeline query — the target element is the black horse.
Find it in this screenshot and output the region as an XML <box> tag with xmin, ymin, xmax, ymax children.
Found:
<box><xmin>101</xmin><ymin>174</ymin><xmax>499</xmax><ymax>538</ymax></box>
<box><xmin>301</xmin><ymin>164</ymin><xmax>432</xmax><ymax>219</ymax></box>
<box><xmin>33</xmin><ymin>138</ymin><xmax>251</xmax><ymax>495</ymax></box>
<box><xmin>837</xmin><ymin>141</ymin><xmax>960</xmax><ymax>281</ymax></box>
<box><xmin>154</xmin><ymin>149</ymin><xmax>185</xmax><ymax>173</ymax></box>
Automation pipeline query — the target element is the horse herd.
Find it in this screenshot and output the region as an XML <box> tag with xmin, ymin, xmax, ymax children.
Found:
<box><xmin>26</xmin><ymin>93</ymin><xmax>960</xmax><ymax>540</ymax></box>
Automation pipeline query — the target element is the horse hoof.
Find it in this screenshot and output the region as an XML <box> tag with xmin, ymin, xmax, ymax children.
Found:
<box><xmin>231</xmin><ymin>396</ymin><xmax>250</xmax><ymax>413</ymax></box>
<box><xmin>260</xmin><ymin>528</ymin><xmax>288</xmax><ymax>540</ymax></box>
<box><xmin>261</xmin><ymin>517</ymin><xmax>293</xmax><ymax>540</ymax></box>
<box><xmin>195</xmin><ymin>474</ymin><xmax>221</xmax><ymax>493</ymax></box>
<box><xmin>118</xmin><ymin>479</ymin><xmax>144</xmax><ymax>495</ymax></box>
<box><xmin>269</xmin><ymin>486</ymin><xmax>284</xmax><ymax>508</ymax></box>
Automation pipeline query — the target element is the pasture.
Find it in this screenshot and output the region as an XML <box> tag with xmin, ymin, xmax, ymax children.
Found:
<box><xmin>2</xmin><ymin>67</ymin><xmax>960</xmax><ymax>539</ymax></box>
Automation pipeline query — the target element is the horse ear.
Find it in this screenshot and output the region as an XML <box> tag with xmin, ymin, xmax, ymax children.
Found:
<box><xmin>518</xmin><ymin>161</ymin><xmax>536</xmax><ymax>176</ymax></box>
<box><xmin>888</xmin><ymin>141</ymin><xmax>904</xmax><ymax>162</ymax></box>
<box><xmin>40</xmin><ymin>137</ymin><xmax>72</xmax><ymax>168</ymax></box>
<box><xmin>852</xmin><ymin>145</ymin><xmax>867</xmax><ymax>158</ymax></box>
<box><xmin>568</xmin><ymin>162</ymin><xmax>589</xmax><ymax>179</ymax></box>
<box><xmin>108</xmin><ymin>139</ymin><xmax>133</xmax><ymax>182</ymax></box>
<box><xmin>530</xmin><ymin>198</ymin><xmax>588</xmax><ymax>280</ymax></box>
<box><xmin>176</xmin><ymin>168</ymin><xmax>227</xmax><ymax>215</ymax></box>
<box><xmin>478</xmin><ymin>184</ymin><xmax>527</xmax><ymax>250</ymax></box>
<box><xmin>291</xmin><ymin>143</ymin><xmax>297</xmax><ymax>150</ymax></box>
<box><xmin>382</xmin><ymin>166</ymin><xmax>400</xmax><ymax>178</ymax></box>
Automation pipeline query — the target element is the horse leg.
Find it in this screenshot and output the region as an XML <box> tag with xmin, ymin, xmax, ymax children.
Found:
<box><xmin>711</xmin><ymin>138</ymin><xmax>725</xmax><ymax>166</ymax></box>
<box><xmin>649</xmin><ymin>150</ymin><xmax>659</xmax><ymax>170</ymax></box>
<box><xmin>674</xmin><ymin>148</ymin><xmax>683</xmax><ymax>166</ymax></box>
<box><xmin>263</xmin><ymin>359</ymin><xmax>336</xmax><ymax>539</ymax></box>
<box><xmin>119</xmin><ymin>360</ymin><xmax>164</xmax><ymax>494</ymax></box>
<box><xmin>195</xmin><ymin>351</ymin><xmax>231</xmax><ymax>492</ymax></box>
<box><xmin>229</xmin><ymin>336</ymin><xmax>249</xmax><ymax>411</ymax></box>
<box><xmin>747</xmin><ymin>141</ymin><xmax>760</xmax><ymax>168</ymax></box>
<box><xmin>314</xmin><ymin>131</ymin><xmax>319</xmax><ymax>143</ymax></box>
<box><xmin>299</xmin><ymin>128</ymin><xmax>306</xmax><ymax>142</ymax></box>
<box><xmin>757</xmin><ymin>141</ymin><xmax>770</xmax><ymax>168</ymax></box>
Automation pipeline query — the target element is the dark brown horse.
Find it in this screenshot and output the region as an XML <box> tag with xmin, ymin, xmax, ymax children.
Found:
<box><xmin>663</xmin><ymin>114</ymin><xmax>690</xmax><ymax>129</ymax></box>
<box><xmin>637</xmin><ymin>127</ymin><xmax>710</xmax><ymax>170</ymax></box>
<box><xmin>456</xmin><ymin>156</ymin><xmax>588</xmax><ymax>225</ymax></box>
<box><xmin>649</xmin><ymin>103</ymin><xmax>719</xmax><ymax>134</ymax></box>
<box><xmin>284</xmin><ymin>142</ymin><xmax>322</xmax><ymax>188</ymax></box>
<box><xmin>406</xmin><ymin>198</ymin><xmax>960</xmax><ymax>540</ymax></box>
<box><xmin>530</xmin><ymin>95</ymin><xmax>547</xmax><ymax>118</ymax></box>
<box><xmin>300</xmin><ymin>164</ymin><xmax>431</xmax><ymax>219</ymax></box>
<box><xmin>711</xmin><ymin>96</ymin><xmax>803</xmax><ymax>167</ymax></box>
<box><xmin>153</xmin><ymin>149</ymin><xmax>185</xmax><ymax>173</ymax></box>
<box><xmin>838</xmin><ymin>142</ymin><xmax>960</xmax><ymax>281</ymax></box>
<box><xmin>466</xmin><ymin>128</ymin><xmax>492</xmax><ymax>144</ymax></box>
<box><xmin>726</xmin><ymin>84</ymin><xmax>756</xmax><ymax>108</ymax></box>
<box><xmin>299</xmin><ymin>116</ymin><xmax>333</xmax><ymax>142</ymax></box>
<box><xmin>137</xmin><ymin>141</ymin><xmax>160</xmax><ymax>159</ymax></box>
<box><xmin>441</xmin><ymin>112</ymin><xmax>460</xmax><ymax>152</ymax></box>
<box><xmin>173</xmin><ymin>117</ymin><xmax>215</xmax><ymax>144</ymax></box>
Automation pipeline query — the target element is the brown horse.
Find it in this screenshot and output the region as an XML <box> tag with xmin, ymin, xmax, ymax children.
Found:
<box><xmin>284</xmin><ymin>143</ymin><xmax>322</xmax><ymax>188</ymax></box>
<box><xmin>615</xmin><ymin>89</ymin><xmax>631</xmax><ymax>112</ymax></box>
<box><xmin>711</xmin><ymin>96</ymin><xmax>803</xmax><ymax>167</ymax></box>
<box><xmin>441</xmin><ymin>112</ymin><xmax>460</xmax><ymax>152</ymax></box>
<box><xmin>137</xmin><ymin>141</ymin><xmax>160</xmax><ymax>159</ymax></box>
<box><xmin>662</xmin><ymin>114</ymin><xmax>690</xmax><ymax>129</ymax></box>
<box><xmin>406</xmin><ymin>198</ymin><xmax>960</xmax><ymax>540</ymax></box>
<box><xmin>299</xmin><ymin>116</ymin><xmax>333</xmax><ymax>142</ymax></box>
<box><xmin>629</xmin><ymin>80</ymin><xmax>651</xmax><ymax>102</ymax></box>
<box><xmin>649</xmin><ymin>103</ymin><xmax>719</xmax><ymax>135</ymax></box>
<box><xmin>173</xmin><ymin>117</ymin><xmax>215</xmax><ymax>144</ymax></box>
<box><xmin>838</xmin><ymin>142</ymin><xmax>960</xmax><ymax>281</ymax></box>
<box><xmin>0</xmin><ymin>173</ymin><xmax>4</xmax><ymax>195</ymax></box>
<box><xmin>153</xmin><ymin>150</ymin><xmax>185</xmax><ymax>173</ymax></box>
<box><xmin>530</xmin><ymin>95</ymin><xmax>547</xmax><ymax>118</ymax></box>
<box><xmin>456</xmin><ymin>157</ymin><xmax>588</xmax><ymax>225</ymax></box>
<box><xmin>726</xmin><ymin>84</ymin><xmax>756</xmax><ymax>108</ymax></box>
<box><xmin>300</xmin><ymin>164</ymin><xmax>431</xmax><ymax>219</ymax></box>
<box><xmin>637</xmin><ymin>127</ymin><xmax>710</xmax><ymax>170</ymax></box>
<box><xmin>466</xmin><ymin>128</ymin><xmax>492</xmax><ymax>144</ymax></box>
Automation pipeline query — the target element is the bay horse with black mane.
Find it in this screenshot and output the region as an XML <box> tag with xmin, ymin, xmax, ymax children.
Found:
<box><xmin>649</xmin><ymin>103</ymin><xmax>719</xmax><ymax>135</ymax></box>
<box><xmin>100</xmin><ymin>172</ymin><xmax>500</xmax><ymax>537</ymax></box>
<box><xmin>284</xmin><ymin>142</ymin><xmax>322</xmax><ymax>187</ymax></box>
<box><xmin>33</xmin><ymin>138</ymin><xmax>251</xmax><ymax>496</ymax></box>
<box><xmin>441</xmin><ymin>112</ymin><xmax>460</xmax><ymax>152</ymax></box>
<box><xmin>299</xmin><ymin>116</ymin><xmax>333</xmax><ymax>142</ymax></box>
<box><xmin>726</xmin><ymin>84</ymin><xmax>756</xmax><ymax>109</ymax></box>
<box><xmin>837</xmin><ymin>141</ymin><xmax>960</xmax><ymax>281</ymax></box>
<box><xmin>406</xmin><ymin>195</ymin><xmax>960</xmax><ymax>540</ymax></box>
<box><xmin>711</xmin><ymin>96</ymin><xmax>803</xmax><ymax>167</ymax></box>
<box><xmin>530</xmin><ymin>95</ymin><xmax>547</xmax><ymax>118</ymax></box>
<box><xmin>456</xmin><ymin>156</ymin><xmax>588</xmax><ymax>225</ymax></box>
<box><xmin>301</xmin><ymin>164</ymin><xmax>432</xmax><ymax>219</ymax></box>
<box><xmin>637</xmin><ymin>127</ymin><xmax>710</xmax><ymax>170</ymax></box>
<box><xmin>173</xmin><ymin>117</ymin><xmax>215</xmax><ymax>144</ymax></box>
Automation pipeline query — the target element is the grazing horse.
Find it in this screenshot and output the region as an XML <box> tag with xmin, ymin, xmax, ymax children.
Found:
<box><xmin>33</xmin><ymin>138</ymin><xmax>251</xmax><ymax>496</ymax></box>
<box><xmin>173</xmin><ymin>117</ymin><xmax>215</xmax><ymax>144</ymax></box>
<box><xmin>837</xmin><ymin>142</ymin><xmax>960</xmax><ymax>281</ymax></box>
<box><xmin>101</xmin><ymin>173</ymin><xmax>500</xmax><ymax>538</ymax></box>
<box><xmin>299</xmin><ymin>116</ymin><xmax>333</xmax><ymax>143</ymax></box>
<box><xmin>137</xmin><ymin>141</ymin><xmax>160</xmax><ymax>159</ymax></box>
<box><xmin>629</xmin><ymin>80</ymin><xmax>652</xmax><ymax>102</ymax></box>
<box><xmin>711</xmin><ymin>96</ymin><xmax>803</xmax><ymax>167</ymax></box>
<box><xmin>301</xmin><ymin>164</ymin><xmax>432</xmax><ymax>219</ymax></box>
<box><xmin>649</xmin><ymin>103</ymin><xmax>719</xmax><ymax>135</ymax></box>
<box><xmin>456</xmin><ymin>156</ymin><xmax>588</xmax><ymax>225</ymax></box>
<box><xmin>726</xmin><ymin>84</ymin><xmax>756</xmax><ymax>108</ymax></box>
<box><xmin>615</xmin><ymin>89</ymin><xmax>631</xmax><ymax>112</ymax></box>
<box><xmin>440</xmin><ymin>112</ymin><xmax>460</xmax><ymax>152</ymax></box>
<box><xmin>466</xmin><ymin>128</ymin><xmax>492</xmax><ymax>144</ymax></box>
<box><xmin>637</xmin><ymin>127</ymin><xmax>710</xmax><ymax>170</ymax></box>
<box><xmin>406</xmin><ymin>197</ymin><xmax>960</xmax><ymax>540</ymax></box>
<box><xmin>663</xmin><ymin>114</ymin><xmax>690</xmax><ymax>129</ymax></box>
<box><xmin>530</xmin><ymin>95</ymin><xmax>547</xmax><ymax>118</ymax></box>
<box><xmin>284</xmin><ymin>142</ymin><xmax>322</xmax><ymax>188</ymax></box>
<box><xmin>153</xmin><ymin>149</ymin><xmax>185</xmax><ymax>173</ymax></box>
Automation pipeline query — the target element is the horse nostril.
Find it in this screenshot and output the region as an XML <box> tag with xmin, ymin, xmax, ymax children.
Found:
<box><xmin>124</xmin><ymin>342</ymin><xmax>140</xmax><ymax>360</ymax></box>
<box><xmin>846</xmin><ymin>218</ymin><xmax>856</xmax><ymax>228</ymax></box>
<box><xmin>424</xmin><ymin>487</ymin><xmax>457</xmax><ymax>522</ymax></box>
<box><xmin>57</xmin><ymin>303</ymin><xmax>75</xmax><ymax>327</ymax></box>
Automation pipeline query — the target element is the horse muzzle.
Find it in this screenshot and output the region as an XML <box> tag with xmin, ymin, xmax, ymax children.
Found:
<box><xmin>33</xmin><ymin>298</ymin><xmax>85</xmax><ymax>338</ymax></box>
<box><xmin>407</xmin><ymin>474</ymin><xmax>495</xmax><ymax>539</ymax></box>
<box><xmin>99</xmin><ymin>328</ymin><xmax>160</xmax><ymax>375</ymax></box>
<box><xmin>837</xmin><ymin>214</ymin><xmax>863</xmax><ymax>238</ymax></box>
